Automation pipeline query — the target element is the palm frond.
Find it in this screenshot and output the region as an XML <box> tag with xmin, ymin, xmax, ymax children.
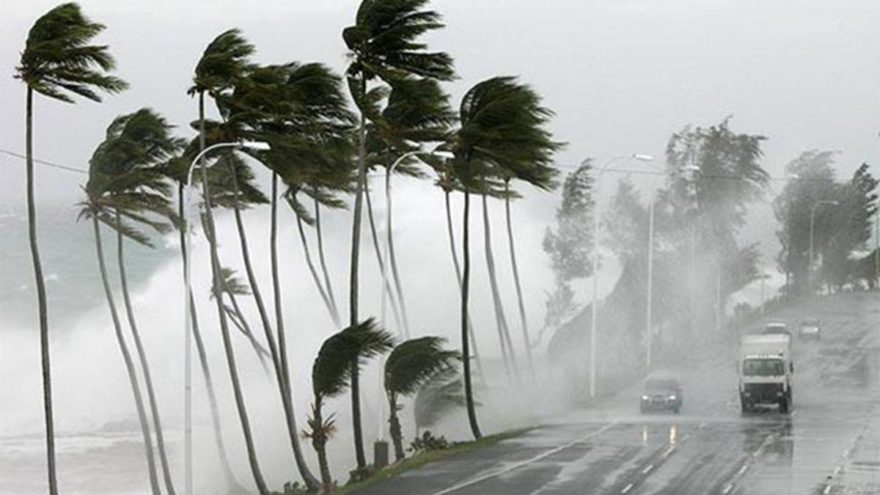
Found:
<box><xmin>384</xmin><ymin>336</ymin><xmax>460</xmax><ymax>397</ymax></box>
<box><xmin>17</xmin><ymin>3</ymin><xmax>128</xmax><ymax>102</ymax></box>
<box><xmin>312</xmin><ymin>318</ymin><xmax>394</xmax><ymax>399</ymax></box>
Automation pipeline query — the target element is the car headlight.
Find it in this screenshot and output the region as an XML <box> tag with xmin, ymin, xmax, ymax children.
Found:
<box><xmin>641</xmin><ymin>395</ymin><xmax>649</xmax><ymax>401</ymax></box>
<box><xmin>669</xmin><ymin>395</ymin><xmax>677</xmax><ymax>400</ymax></box>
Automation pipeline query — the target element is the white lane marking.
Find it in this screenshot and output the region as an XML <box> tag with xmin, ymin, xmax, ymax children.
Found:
<box><xmin>737</xmin><ymin>463</ymin><xmax>748</xmax><ymax>476</ymax></box>
<box><xmin>662</xmin><ymin>446</ymin><xmax>675</xmax><ymax>458</ymax></box>
<box><xmin>722</xmin><ymin>483</ymin><xmax>734</xmax><ymax>495</ymax></box>
<box><xmin>621</xmin><ymin>482</ymin><xmax>634</xmax><ymax>494</ymax></box>
<box><xmin>431</xmin><ymin>422</ymin><xmax>619</xmax><ymax>495</ymax></box>
<box><xmin>642</xmin><ymin>464</ymin><xmax>654</xmax><ymax>475</ymax></box>
<box><xmin>822</xmin><ymin>484</ymin><xmax>832</xmax><ymax>495</ymax></box>
<box><xmin>833</xmin><ymin>466</ymin><xmax>841</xmax><ymax>476</ymax></box>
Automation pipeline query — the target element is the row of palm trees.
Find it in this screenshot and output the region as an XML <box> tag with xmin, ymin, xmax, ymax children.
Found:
<box><xmin>17</xmin><ymin>1</ymin><xmax>561</xmax><ymax>494</ymax></box>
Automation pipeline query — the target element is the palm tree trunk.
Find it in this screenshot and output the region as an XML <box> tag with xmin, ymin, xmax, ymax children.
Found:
<box><xmin>295</xmin><ymin>209</ymin><xmax>339</xmax><ymax>327</ymax></box>
<box><xmin>115</xmin><ymin>211</ymin><xmax>176</xmax><ymax>495</ymax></box>
<box><xmin>92</xmin><ymin>215</ymin><xmax>161</xmax><ymax>495</ymax></box>
<box><xmin>388</xmin><ymin>396</ymin><xmax>405</xmax><ymax>462</ymax></box>
<box><xmin>349</xmin><ymin>90</ymin><xmax>368</xmax><ymax>469</ymax></box>
<box><xmin>481</xmin><ymin>190</ymin><xmax>517</xmax><ymax>378</ymax></box>
<box><xmin>199</xmin><ymin>90</ymin><xmax>270</xmax><ymax>495</ymax></box>
<box><xmin>461</xmin><ymin>190</ymin><xmax>482</xmax><ymax>440</ymax></box>
<box><xmin>223</xmin><ymin>150</ymin><xmax>317</xmax><ymax>492</ymax></box>
<box><xmin>314</xmin><ymin>200</ymin><xmax>340</xmax><ymax>323</ymax></box>
<box><xmin>311</xmin><ymin>399</ymin><xmax>333</xmax><ymax>493</ymax></box>
<box><xmin>503</xmin><ymin>182</ymin><xmax>534</xmax><ymax>376</ymax></box>
<box><xmin>271</xmin><ymin>174</ymin><xmax>321</xmax><ymax>491</ymax></box>
<box><xmin>176</xmin><ymin>184</ymin><xmax>244</xmax><ymax>492</ymax></box>
<box><xmin>26</xmin><ymin>87</ymin><xmax>58</xmax><ymax>495</ymax></box>
<box><xmin>222</xmin><ymin>294</ymin><xmax>272</xmax><ymax>372</ymax></box>
<box><xmin>364</xmin><ymin>184</ymin><xmax>404</xmax><ymax>333</ymax></box>
<box><xmin>443</xmin><ymin>189</ymin><xmax>485</xmax><ymax>382</ymax></box>
<box><xmin>383</xmin><ymin>168</ymin><xmax>411</xmax><ymax>338</ymax></box>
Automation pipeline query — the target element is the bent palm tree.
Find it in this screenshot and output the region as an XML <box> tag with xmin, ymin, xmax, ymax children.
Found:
<box><xmin>191</xmin><ymin>30</ymin><xmax>270</xmax><ymax>494</ymax></box>
<box><xmin>161</xmin><ymin>150</ymin><xmax>262</xmax><ymax>493</ymax></box>
<box><xmin>448</xmin><ymin>77</ymin><xmax>561</xmax><ymax>439</ymax></box>
<box><xmin>93</xmin><ymin>109</ymin><xmax>180</xmax><ymax>495</ymax></box>
<box><xmin>343</xmin><ymin>0</ymin><xmax>454</xmax><ymax>469</ymax></box>
<box><xmin>384</xmin><ymin>337</ymin><xmax>459</xmax><ymax>461</ymax></box>
<box><xmin>16</xmin><ymin>5</ymin><xmax>126</xmax><ymax>492</ymax></box>
<box><xmin>306</xmin><ymin>318</ymin><xmax>394</xmax><ymax>492</ymax></box>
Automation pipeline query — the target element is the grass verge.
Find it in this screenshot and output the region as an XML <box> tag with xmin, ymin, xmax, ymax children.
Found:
<box><xmin>334</xmin><ymin>428</ymin><xmax>531</xmax><ymax>495</ymax></box>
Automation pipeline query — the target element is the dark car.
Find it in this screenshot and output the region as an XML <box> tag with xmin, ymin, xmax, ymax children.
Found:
<box><xmin>640</xmin><ymin>377</ymin><xmax>683</xmax><ymax>413</ymax></box>
<box><xmin>798</xmin><ymin>317</ymin><xmax>821</xmax><ymax>340</ymax></box>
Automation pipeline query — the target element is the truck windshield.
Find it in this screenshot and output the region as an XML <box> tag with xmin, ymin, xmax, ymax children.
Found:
<box><xmin>743</xmin><ymin>358</ymin><xmax>785</xmax><ymax>376</ymax></box>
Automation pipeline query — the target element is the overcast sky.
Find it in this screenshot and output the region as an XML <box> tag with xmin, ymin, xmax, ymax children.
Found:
<box><xmin>1</xmin><ymin>0</ymin><xmax>878</xmax><ymax>206</ymax></box>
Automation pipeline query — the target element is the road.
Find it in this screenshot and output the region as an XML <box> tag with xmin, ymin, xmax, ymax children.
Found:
<box><xmin>356</xmin><ymin>292</ymin><xmax>880</xmax><ymax>495</ymax></box>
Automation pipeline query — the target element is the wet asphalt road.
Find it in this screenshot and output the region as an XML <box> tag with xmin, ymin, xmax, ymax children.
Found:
<box><xmin>356</xmin><ymin>293</ymin><xmax>880</xmax><ymax>495</ymax></box>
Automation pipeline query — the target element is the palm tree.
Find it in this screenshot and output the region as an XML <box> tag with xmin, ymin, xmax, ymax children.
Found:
<box><xmin>448</xmin><ymin>77</ymin><xmax>561</xmax><ymax>439</ymax></box>
<box><xmin>92</xmin><ymin>109</ymin><xmax>181</xmax><ymax>495</ymax></box>
<box><xmin>224</xmin><ymin>61</ymin><xmax>357</xmax><ymax>491</ymax></box>
<box><xmin>15</xmin><ymin>5</ymin><xmax>126</xmax><ymax>492</ymax></box>
<box><xmin>163</xmin><ymin>155</ymin><xmax>247</xmax><ymax>492</ymax></box>
<box><xmin>306</xmin><ymin>318</ymin><xmax>394</xmax><ymax>492</ymax></box>
<box><xmin>191</xmin><ymin>30</ymin><xmax>271</xmax><ymax>494</ymax></box>
<box><xmin>365</xmin><ymin>77</ymin><xmax>457</xmax><ymax>338</ymax></box>
<box><xmin>384</xmin><ymin>337</ymin><xmax>459</xmax><ymax>461</ymax></box>
<box><xmin>342</xmin><ymin>0</ymin><xmax>454</xmax><ymax>469</ymax></box>
<box><xmin>80</xmin><ymin>114</ymin><xmax>177</xmax><ymax>495</ymax></box>
<box><xmin>434</xmin><ymin>164</ymin><xmax>485</xmax><ymax>382</ymax></box>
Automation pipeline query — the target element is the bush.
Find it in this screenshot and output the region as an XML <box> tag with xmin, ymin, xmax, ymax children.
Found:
<box><xmin>409</xmin><ymin>431</ymin><xmax>450</xmax><ymax>453</ymax></box>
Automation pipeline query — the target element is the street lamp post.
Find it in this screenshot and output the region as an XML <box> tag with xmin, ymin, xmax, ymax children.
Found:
<box><xmin>182</xmin><ymin>140</ymin><xmax>269</xmax><ymax>495</ymax></box>
<box><xmin>589</xmin><ymin>153</ymin><xmax>653</xmax><ymax>398</ymax></box>
<box><xmin>374</xmin><ymin>149</ymin><xmax>424</xmax><ymax>467</ymax></box>
<box><xmin>808</xmin><ymin>200</ymin><xmax>839</xmax><ymax>295</ymax></box>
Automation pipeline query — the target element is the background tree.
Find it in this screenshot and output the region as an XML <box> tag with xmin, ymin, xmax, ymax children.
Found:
<box><xmin>306</xmin><ymin>319</ymin><xmax>394</xmax><ymax>491</ymax></box>
<box><xmin>413</xmin><ymin>371</ymin><xmax>465</xmax><ymax>436</ymax></box>
<box><xmin>774</xmin><ymin>150</ymin><xmax>838</xmax><ymax>295</ymax></box>
<box><xmin>384</xmin><ymin>337</ymin><xmax>459</xmax><ymax>460</ymax></box>
<box><xmin>342</xmin><ymin>0</ymin><xmax>454</xmax><ymax>469</ymax></box>
<box><xmin>542</xmin><ymin>161</ymin><xmax>594</xmax><ymax>340</ymax></box>
<box><xmin>15</xmin><ymin>5</ymin><xmax>127</xmax><ymax>492</ymax></box>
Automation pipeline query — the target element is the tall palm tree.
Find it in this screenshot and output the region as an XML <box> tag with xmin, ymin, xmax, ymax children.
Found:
<box><xmin>162</xmin><ymin>151</ymin><xmax>247</xmax><ymax>492</ymax></box>
<box><xmin>80</xmin><ymin>117</ymin><xmax>177</xmax><ymax>495</ymax></box>
<box><xmin>342</xmin><ymin>0</ymin><xmax>454</xmax><ymax>469</ymax></box>
<box><xmin>365</xmin><ymin>76</ymin><xmax>456</xmax><ymax>338</ymax></box>
<box><xmin>448</xmin><ymin>77</ymin><xmax>561</xmax><ymax>439</ymax></box>
<box><xmin>306</xmin><ymin>318</ymin><xmax>394</xmax><ymax>492</ymax></box>
<box><xmin>384</xmin><ymin>337</ymin><xmax>459</xmax><ymax>461</ymax></box>
<box><xmin>434</xmin><ymin>165</ymin><xmax>485</xmax><ymax>382</ymax></box>
<box><xmin>224</xmin><ymin>61</ymin><xmax>356</xmax><ymax>491</ymax></box>
<box><xmin>191</xmin><ymin>30</ymin><xmax>271</xmax><ymax>494</ymax></box>
<box><xmin>16</xmin><ymin>5</ymin><xmax>126</xmax><ymax>492</ymax></box>
<box><xmin>92</xmin><ymin>109</ymin><xmax>180</xmax><ymax>495</ymax></box>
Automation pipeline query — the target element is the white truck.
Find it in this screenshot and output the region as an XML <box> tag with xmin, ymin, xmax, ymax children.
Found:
<box><xmin>738</xmin><ymin>334</ymin><xmax>793</xmax><ymax>413</ymax></box>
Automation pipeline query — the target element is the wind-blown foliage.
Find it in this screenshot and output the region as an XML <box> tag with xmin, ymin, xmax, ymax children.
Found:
<box><xmin>307</xmin><ymin>319</ymin><xmax>394</xmax><ymax>491</ymax></box>
<box><xmin>343</xmin><ymin>0</ymin><xmax>455</xmax><ymax>471</ymax></box>
<box><xmin>384</xmin><ymin>337</ymin><xmax>459</xmax><ymax>460</ymax></box>
<box><xmin>16</xmin><ymin>7</ymin><xmax>127</xmax><ymax>490</ymax></box>
<box><xmin>447</xmin><ymin>76</ymin><xmax>561</xmax><ymax>439</ymax></box>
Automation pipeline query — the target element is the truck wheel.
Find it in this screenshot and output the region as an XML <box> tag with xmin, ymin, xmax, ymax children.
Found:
<box><xmin>779</xmin><ymin>396</ymin><xmax>789</xmax><ymax>414</ymax></box>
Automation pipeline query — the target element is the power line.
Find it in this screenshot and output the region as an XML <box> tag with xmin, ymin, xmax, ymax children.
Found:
<box><xmin>0</xmin><ymin>149</ymin><xmax>88</xmax><ymax>175</ymax></box>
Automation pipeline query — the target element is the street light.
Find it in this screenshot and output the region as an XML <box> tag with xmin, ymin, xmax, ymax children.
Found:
<box><xmin>182</xmin><ymin>140</ymin><xmax>268</xmax><ymax>495</ymax></box>
<box><xmin>808</xmin><ymin>199</ymin><xmax>839</xmax><ymax>295</ymax></box>
<box><xmin>589</xmin><ymin>153</ymin><xmax>653</xmax><ymax>398</ymax></box>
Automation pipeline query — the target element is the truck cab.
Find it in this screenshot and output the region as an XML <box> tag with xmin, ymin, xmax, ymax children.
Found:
<box><xmin>739</xmin><ymin>334</ymin><xmax>793</xmax><ymax>413</ymax></box>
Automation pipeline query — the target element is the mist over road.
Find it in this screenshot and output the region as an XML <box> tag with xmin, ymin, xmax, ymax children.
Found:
<box><xmin>355</xmin><ymin>292</ymin><xmax>880</xmax><ymax>495</ymax></box>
